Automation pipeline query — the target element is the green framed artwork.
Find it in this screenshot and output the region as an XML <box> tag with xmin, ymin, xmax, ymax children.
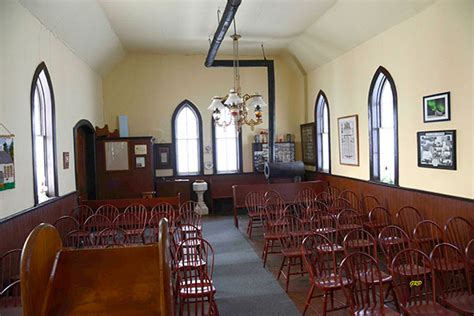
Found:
<box><xmin>0</xmin><ymin>135</ymin><xmax>15</xmax><ymax>191</ymax></box>
<box><xmin>423</xmin><ymin>92</ymin><xmax>450</xmax><ymax>122</ymax></box>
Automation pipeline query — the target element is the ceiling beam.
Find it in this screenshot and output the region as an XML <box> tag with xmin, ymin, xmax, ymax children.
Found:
<box><xmin>204</xmin><ymin>0</ymin><xmax>242</xmax><ymax>67</ymax></box>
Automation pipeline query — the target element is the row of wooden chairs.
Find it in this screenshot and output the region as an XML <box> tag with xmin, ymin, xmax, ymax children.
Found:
<box><xmin>54</xmin><ymin>201</ymin><xmax>201</xmax><ymax>249</ymax></box>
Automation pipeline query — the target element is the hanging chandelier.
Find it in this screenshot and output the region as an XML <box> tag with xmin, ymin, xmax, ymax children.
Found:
<box><xmin>207</xmin><ymin>20</ymin><xmax>267</xmax><ymax>131</ymax></box>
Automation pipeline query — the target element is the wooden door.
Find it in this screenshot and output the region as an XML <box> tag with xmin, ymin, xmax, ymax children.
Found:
<box><xmin>74</xmin><ymin>121</ymin><xmax>96</xmax><ymax>201</ymax></box>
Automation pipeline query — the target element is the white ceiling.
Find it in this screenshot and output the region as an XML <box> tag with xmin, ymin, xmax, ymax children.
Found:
<box><xmin>19</xmin><ymin>0</ymin><xmax>435</xmax><ymax>75</ymax></box>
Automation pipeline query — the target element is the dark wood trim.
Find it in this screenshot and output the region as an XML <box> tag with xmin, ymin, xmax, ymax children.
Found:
<box><xmin>314</xmin><ymin>90</ymin><xmax>331</xmax><ymax>174</ymax></box>
<box><xmin>73</xmin><ymin>119</ymin><xmax>97</xmax><ymax>200</ymax></box>
<box><xmin>307</xmin><ymin>171</ymin><xmax>473</xmax><ymax>203</ymax></box>
<box><xmin>210</xmin><ymin>59</ymin><xmax>276</xmax><ymax>162</ymax></box>
<box><xmin>0</xmin><ymin>191</ymin><xmax>78</xmax><ymax>225</ymax></box>
<box><xmin>211</xmin><ymin>118</ymin><xmax>243</xmax><ymax>174</ymax></box>
<box><xmin>30</xmin><ymin>62</ymin><xmax>59</xmax><ymax>206</ymax></box>
<box><xmin>171</xmin><ymin>100</ymin><xmax>204</xmax><ymax>176</ymax></box>
<box><xmin>368</xmin><ymin>66</ymin><xmax>399</xmax><ymax>186</ymax></box>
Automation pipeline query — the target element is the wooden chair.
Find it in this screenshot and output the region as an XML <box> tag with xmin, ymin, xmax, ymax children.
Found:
<box><xmin>395</xmin><ymin>206</ymin><xmax>424</xmax><ymax>238</ymax></box>
<box><xmin>0</xmin><ymin>249</ymin><xmax>21</xmax><ymax>307</ymax></box>
<box><xmin>378</xmin><ymin>225</ymin><xmax>411</xmax><ymax>265</ymax></box>
<box><xmin>113</xmin><ymin>212</ymin><xmax>143</xmax><ymax>242</ymax></box>
<box><xmin>430</xmin><ymin>243</ymin><xmax>474</xmax><ymax>315</ymax></box>
<box><xmin>176</xmin><ymin>237</ymin><xmax>218</xmax><ymax>316</ymax></box>
<box><xmin>264</xmin><ymin>190</ymin><xmax>281</xmax><ymax>200</ymax></box>
<box><xmin>151</xmin><ymin>202</ymin><xmax>177</xmax><ymax>220</ymax></box>
<box><xmin>53</xmin><ymin>216</ymin><xmax>80</xmax><ymax>243</ymax></box>
<box><xmin>144</xmin><ymin>211</ymin><xmax>178</xmax><ymax>244</ymax></box>
<box><xmin>294</xmin><ymin>188</ymin><xmax>317</xmax><ymax>209</ymax></box>
<box><xmin>340</xmin><ymin>252</ymin><xmax>399</xmax><ymax>315</ymax></box>
<box><xmin>391</xmin><ymin>248</ymin><xmax>456</xmax><ymax>315</ymax></box>
<box><xmin>83</xmin><ymin>214</ymin><xmax>112</xmax><ymax>240</ymax></box>
<box><xmin>360</xmin><ymin>195</ymin><xmax>381</xmax><ymax>215</ymax></box>
<box><xmin>179</xmin><ymin>201</ymin><xmax>202</xmax><ymax>236</ymax></box>
<box><xmin>124</xmin><ymin>203</ymin><xmax>148</xmax><ymax>230</ymax></box>
<box><xmin>64</xmin><ymin>229</ymin><xmax>93</xmax><ymax>248</ymax></box>
<box><xmin>466</xmin><ymin>239</ymin><xmax>474</xmax><ymax>272</ymax></box>
<box><xmin>95</xmin><ymin>204</ymin><xmax>120</xmax><ymax>222</ymax></box>
<box><xmin>331</xmin><ymin>198</ymin><xmax>352</xmax><ymax>215</ymax></box>
<box><xmin>326</xmin><ymin>186</ymin><xmax>340</xmax><ymax>205</ymax></box>
<box><xmin>95</xmin><ymin>228</ymin><xmax>130</xmax><ymax>248</ymax></box>
<box><xmin>70</xmin><ymin>205</ymin><xmax>94</xmax><ymax>228</ymax></box>
<box><xmin>336</xmin><ymin>208</ymin><xmax>363</xmax><ymax>240</ymax></box>
<box><xmin>413</xmin><ymin>220</ymin><xmax>444</xmax><ymax>255</ymax></box>
<box><xmin>339</xmin><ymin>189</ymin><xmax>360</xmax><ymax>211</ymax></box>
<box><xmin>445</xmin><ymin>216</ymin><xmax>474</xmax><ymax>252</ymax></box>
<box><xmin>310</xmin><ymin>212</ymin><xmax>344</xmax><ymax>253</ymax></box>
<box><xmin>277</xmin><ymin>215</ymin><xmax>307</xmax><ymax>292</ymax></box>
<box><xmin>301</xmin><ymin>234</ymin><xmax>348</xmax><ymax>315</ymax></box>
<box><xmin>244</xmin><ymin>192</ymin><xmax>265</xmax><ymax>239</ymax></box>
<box><xmin>364</xmin><ymin>206</ymin><xmax>392</xmax><ymax>237</ymax></box>
<box><xmin>261</xmin><ymin>199</ymin><xmax>287</xmax><ymax>268</ymax></box>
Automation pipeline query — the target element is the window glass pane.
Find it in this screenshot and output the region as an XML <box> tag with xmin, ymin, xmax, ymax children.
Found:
<box><xmin>379</xmin><ymin>128</ymin><xmax>394</xmax><ymax>184</ymax></box>
<box><xmin>316</xmin><ymin>96</ymin><xmax>330</xmax><ymax>173</ymax></box>
<box><xmin>215</xmin><ymin>108</ymin><xmax>239</xmax><ymax>173</ymax></box>
<box><xmin>322</xmin><ymin>132</ymin><xmax>329</xmax><ymax>172</ymax></box>
<box><xmin>175</xmin><ymin>104</ymin><xmax>201</xmax><ymax>175</ymax></box>
<box><xmin>380</xmin><ymin>81</ymin><xmax>393</xmax><ymax>128</ymax></box>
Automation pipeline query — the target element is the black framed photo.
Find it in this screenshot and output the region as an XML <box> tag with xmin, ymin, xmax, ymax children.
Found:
<box><xmin>154</xmin><ymin>143</ymin><xmax>173</xmax><ymax>169</ymax></box>
<box><xmin>423</xmin><ymin>92</ymin><xmax>450</xmax><ymax>122</ymax></box>
<box><xmin>417</xmin><ymin>130</ymin><xmax>456</xmax><ymax>170</ymax></box>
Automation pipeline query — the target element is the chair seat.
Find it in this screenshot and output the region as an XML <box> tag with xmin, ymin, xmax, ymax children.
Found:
<box><xmin>181</xmin><ymin>224</ymin><xmax>202</xmax><ymax>232</ymax></box>
<box><xmin>395</xmin><ymin>264</ymin><xmax>431</xmax><ymax>277</ymax></box>
<box><xmin>315</xmin><ymin>227</ymin><xmax>337</xmax><ymax>234</ymax></box>
<box><xmin>316</xmin><ymin>243</ymin><xmax>344</xmax><ymax>253</ymax></box>
<box><xmin>442</xmin><ymin>293</ymin><xmax>474</xmax><ymax>314</ymax></box>
<box><xmin>354</xmin><ymin>306</ymin><xmax>400</xmax><ymax>315</ymax></box>
<box><xmin>403</xmin><ymin>302</ymin><xmax>457</xmax><ymax>315</ymax></box>
<box><xmin>177</xmin><ymin>257</ymin><xmax>206</xmax><ymax>269</ymax></box>
<box><xmin>381</xmin><ymin>236</ymin><xmax>407</xmax><ymax>246</ymax></box>
<box><xmin>264</xmin><ymin>231</ymin><xmax>285</xmax><ymax>240</ymax></box>
<box><xmin>339</xmin><ymin>224</ymin><xmax>363</xmax><ymax>231</ymax></box>
<box><xmin>315</xmin><ymin>274</ymin><xmax>350</xmax><ymax>289</ymax></box>
<box><xmin>179</xmin><ymin>279</ymin><xmax>216</xmax><ymax>297</ymax></box>
<box><xmin>357</xmin><ymin>269</ymin><xmax>392</xmax><ymax>284</ymax></box>
<box><xmin>433</xmin><ymin>259</ymin><xmax>465</xmax><ymax>271</ymax></box>
<box><xmin>281</xmin><ymin>247</ymin><xmax>307</xmax><ymax>258</ymax></box>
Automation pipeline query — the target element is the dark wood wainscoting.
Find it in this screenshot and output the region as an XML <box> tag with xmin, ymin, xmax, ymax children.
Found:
<box><xmin>308</xmin><ymin>172</ymin><xmax>473</xmax><ymax>227</ymax></box>
<box><xmin>0</xmin><ymin>192</ymin><xmax>78</xmax><ymax>255</ymax></box>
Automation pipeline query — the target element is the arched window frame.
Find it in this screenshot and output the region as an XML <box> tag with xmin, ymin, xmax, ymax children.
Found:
<box><xmin>314</xmin><ymin>90</ymin><xmax>331</xmax><ymax>173</ymax></box>
<box><xmin>211</xmin><ymin>114</ymin><xmax>243</xmax><ymax>174</ymax></box>
<box><xmin>30</xmin><ymin>62</ymin><xmax>58</xmax><ymax>205</ymax></box>
<box><xmin>171</xmin><ymin>100</ymin><xmax>203</xmax><ymax>176</ymax></box>
<box><xmin>368</xmin><ymin>66</ymin><xmax>399</xmax><ymax>186</ymax></box>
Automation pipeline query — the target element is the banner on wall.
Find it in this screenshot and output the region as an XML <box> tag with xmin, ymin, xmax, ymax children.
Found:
<box><xmin>0</xmin><ymin>124</ymin><xmax>15</xmax><ymax>191</ymax></box>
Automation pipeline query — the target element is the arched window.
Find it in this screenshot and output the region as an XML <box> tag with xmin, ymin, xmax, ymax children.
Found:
<box><xmin>315</xmin><ymin>90</ymin><xmax>331</xmax><ymax>173</ymax></box>
<box><xmin>368</xmin><ymin>66</ymin><xmax>399</xmax><ymax>185</ymax></box>
<box><xmin>212</xmin><ymin>108</ymin><xmax>242</xmax><ymax>174</ymax></box>
<box><xmin>31</xmin><ymin>62</ymin><xmax>58</xmax><ymax>204</ymax></box>
<box><xmin>172</xmin><ymin>100</ymin><xmax>203</xmax><ymax>175</ymax></box>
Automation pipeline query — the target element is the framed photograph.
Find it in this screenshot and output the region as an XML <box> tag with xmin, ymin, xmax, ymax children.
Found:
<box><xmin>154</xmin><ymin>143</ymin><xmax>173</xmax><ymax>169</ymax></box>
<box><xmin>417</xmin><ymin>130</ymin><xmax>456</xmax><ymax>170</ymax></box>
<box><xmin>135</xmin><ymin>156</ymin><xmax>146</xmax><ymax>168</ymax></box>
<box><xmin>338</xmin><ymin>115</ymin><xmax>359</xmax><ymax>166</ymax></box>
<box><xmin>0</xmin><ymin>135</ymin><xmax>15</xmax><ymax>191</ymax></box>
<box><xmin>300</xmin><ymin>123</ymin><xmax>316</xmax><ymax>166</ymax></box>
<box><xmin>423</xmin><ymin>92</ymin><xmax>450</xmax><ymax>122</ymax></box>
<box><xmin>134</xmin><ymin>144</ymin><xmax>147</xmax><ymax>155</ymax></box>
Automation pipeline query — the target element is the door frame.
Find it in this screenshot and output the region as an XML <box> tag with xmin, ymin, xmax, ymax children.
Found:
<box><xmin>73</xmin><ymin>119</ymin><xmax>97</xmax><ymax>200</ymax></box>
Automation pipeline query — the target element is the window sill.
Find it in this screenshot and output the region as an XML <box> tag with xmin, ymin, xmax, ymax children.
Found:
<box><xmin>35</xmin><ymin>195</ymin><xmax>60</xmax><ymax>207</ymax></box>
<box><xmin>368</xmin><ymin>179</ymin><xmax>399</xmax><ymax>188</ymax></box>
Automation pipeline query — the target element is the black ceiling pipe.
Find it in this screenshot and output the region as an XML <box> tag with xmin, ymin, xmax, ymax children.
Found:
<box><xmin>205</xmin><ymin>0</ymin><xmax>242</xmax><ymax>67</ymax></box>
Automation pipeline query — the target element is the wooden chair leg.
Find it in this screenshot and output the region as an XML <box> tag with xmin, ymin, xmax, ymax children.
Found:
<box><xmin>285</xmin><ymin>258</ymin><xmax>292</xmax><ymax>292</ymax></box>
<box><xmin>303</xmin><ymin>284</ymin><xmax>315</xmax><ymax>316</ymax></box>
<box><xmin>322</xmin><ymin>291</ymin><xmax>329</xmax><ymax>315</ymax></box>
<box><xmin>278</xmin><ymin>257</ymin><xmax>286</xmax><ymax>280</ymax></box>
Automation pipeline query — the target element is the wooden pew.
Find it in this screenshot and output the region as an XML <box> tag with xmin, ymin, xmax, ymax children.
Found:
<box><xmin>20</xmin><ymin>220</ymin><xmax>173</xmax><ymax>315</ymax></box>
<box><xmin>81</xmin><ymin>194</ymin><xmax>181</xmax><ymax>211</ymax></box>
<box><xmin>232</xmin><ymin>180</ymin><xmax>328</xmax><ymax>228</ymax></box>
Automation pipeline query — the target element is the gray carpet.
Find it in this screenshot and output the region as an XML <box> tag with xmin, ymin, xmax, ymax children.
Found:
<box><xmin>202</xmin><ymin>217</ymin><xmax>300</xmax><ymax>316</ymax></box>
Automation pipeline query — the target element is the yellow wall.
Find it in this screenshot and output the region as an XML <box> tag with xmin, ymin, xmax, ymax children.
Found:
<box><xmin>0</xmin><ymin>0</ymin><xmax>104</xmax><ymax>218</ymax></box>
<box><xmin>305</xmin><ymin>0</ymin><xmax>473</xmax><ymax>198</ymax></box>
<box><xmin>103</xmin><ymin>54</ymin><xmax>305</xmax><ymax>175</ymax></box>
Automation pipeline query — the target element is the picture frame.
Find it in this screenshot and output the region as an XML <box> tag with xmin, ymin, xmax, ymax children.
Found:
<box><xmin>154</xmin><ymin>143</ymin><xmax>173</xmax><ymax>169</ymax></box>
<box><xmin>417</xmin><ymin>130</ymin><xmax>456</xmax><ymax>170</ymax></box>
<box><xmin>105</xmin><ymin>141</ymin><xmax>129</xmax><ymax>171</ymax></box>
<box><xmin>338</xmin><ymin>115</ymin><xmax>359</xmax><ymax>166</ymax></box>
<box><xmin>135</xmin><ymin>156</ymin><xmax>146</xmax><ymax>168</ymax></box>
<box><xmin>423</xmin><ymin>92</ymin><xmax>450</xmax><ymax>123</ymax></box>
<box><xmin>300</xmin><ymin>123</ymin><xmax>316</xmax><ymax>166</ymax></box>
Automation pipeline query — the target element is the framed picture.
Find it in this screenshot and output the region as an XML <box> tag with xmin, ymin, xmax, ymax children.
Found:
<box><xmin>423</xmin><ymin>92</ymin><xmax>450</xmax><ymax>122</ymax></box>
<box><xmin>105</xmin><ymin>141</ymin><xmax>129</xmax><ymax>171</ymax></box>
<box><xmin>338</xmin><ymin>115</ymin><xmax>359</xmax><ymax>166</ymax></box>
<box><xmin>417</xmin><ymin>130</ymin><xmax>456</xmax><ymax>170</ymax></box>
<box><xmin>154</xmin><ymin>143</ymin><xmax>173</xmax><ymax>169</ymax></box>
<box><xmin>135</xmin><ymin>156</ymin><xmax>146</xmax><ymax>168</ymax></box>
<box><xmin>300</xmin><ymin>123</ymin><xmax>316</xmax><ymax>166</ymax></box>
<box><xmin>0</xmin><ymin>135</ymin><xmax>15</xmax><ymax>191</ymax></box>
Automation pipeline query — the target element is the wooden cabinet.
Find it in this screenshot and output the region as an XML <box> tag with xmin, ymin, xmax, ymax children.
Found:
<box><xmin>95</xmin><ymin>137</ymin><xmax>154</xmax><ymax>199</ymax></box>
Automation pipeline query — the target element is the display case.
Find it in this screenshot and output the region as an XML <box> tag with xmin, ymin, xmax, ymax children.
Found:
<box><xmin>252</xmin><ymin>142</ymin><xmax>295</xmax><ymax>172</ymax></box>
